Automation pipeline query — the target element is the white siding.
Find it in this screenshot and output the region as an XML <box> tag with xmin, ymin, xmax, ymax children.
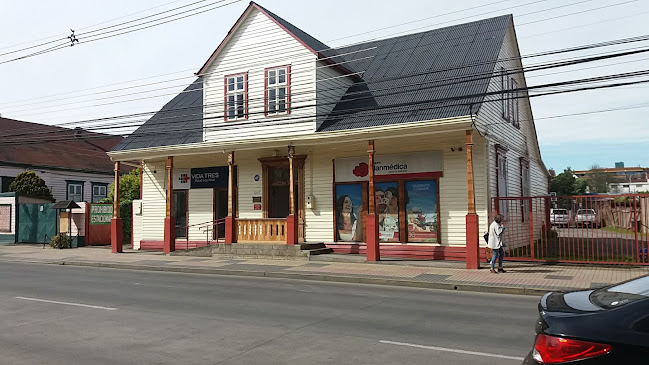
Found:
<box><xmin>187</xmin><ymin>189</ymin><xmax>213</xmax><ymax>240</ymax></box>
<box><xmin>132</xmin><ymin>200</ymin><xmax>143</xmax><ymax>249</ymax></box>
<box><xmin>203</xmin><ymin>8</ymin><xmax>317</xmax><ymax>142</ymax></box>
<box><xmin>236</xmin><ymin>150</ymin><xmax>264</xmax><ymax>219</ymax></box>
<box><xmin>0</xmin><ymin>166</ymin><xmax>113</xmax><ymax>203</ymax></box>
<box><xmin>315</xmin><ymin>60</ymin><xmax>354</xmax><ymax>129</ymax></box>
<box><xmin>475</xmin><ymin>24</ymin><xmax>549</xmax><ymax>204</ymax></box>
<box><xmin>141</xmin><ymin>161</ymin><xmax>166</xmax><ymax>241</ymax></box>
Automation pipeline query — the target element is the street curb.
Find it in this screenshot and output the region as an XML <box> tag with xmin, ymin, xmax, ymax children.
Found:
<box><xmin>1</xmin><ymin>258</ymin><xmax>556</xmax><ymax>297</ymax></box>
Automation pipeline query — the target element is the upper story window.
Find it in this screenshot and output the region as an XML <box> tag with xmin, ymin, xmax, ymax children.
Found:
<box><xmin>501</xmin><ymin>68</ymin><xmax>509</xmax><ymax>121</ymax></box>
<box><xmin>92</xmin><ymin>183</ymin><xmax>108</xmax><ymax>203</ymax></box>
<box><xmin>67</xmin><ymin>181</ymin><xmax>84</xmax><ymax>202</ymax></box>
<box><xmin>510</xmin><ymin>78</ymin><xmax>520</xmax><ymax>129</ymax></box>
<box><xmin>225</xmin><ymin>73</ymin><xmax>248</xmax><ymax>120</ymax></box>
<box><xmin>265</xmin><ymin>66</ymin><xmax>291</xmax><ymax>115</ymax></box>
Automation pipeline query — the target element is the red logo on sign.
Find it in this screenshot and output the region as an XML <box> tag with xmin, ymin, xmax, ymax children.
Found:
<box><xmin>253</xmin><ymin>203</ymin><xmax>262</xmax><ymax>211</ymax></box>
<box><xmin>178</xmin><ymin>174</ymin><xmax>190</xmax><ymax>184</ymax></box>
<box><xmin>353</xmin><ymin>162</ymin><xmax>369</xmax><ymax>177</ymax></box>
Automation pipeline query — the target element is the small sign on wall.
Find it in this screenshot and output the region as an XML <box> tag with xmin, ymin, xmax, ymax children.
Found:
<box><xmin>253</xmin><ymin>203</ymin><xmax>262</xmax><ymax>211</ymax></box>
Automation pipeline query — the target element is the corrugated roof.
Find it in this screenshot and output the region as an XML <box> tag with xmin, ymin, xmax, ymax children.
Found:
<box><xmin>317</xmin><ymin>15</ymin><xmax>511</xmax><ymax>131</ymax></box>
<box><xmin>115</xmin><ymin>9</ymin><xmax>511</xmax><ymax>151</ymax></box>
<box><xmin>111</xmin><ymin>78</ymin><xmax>203</xmax><ymax>151</ymax></box>
<box><xmin>0</xmin><ymin>117</ymin><xmax>123</xmax><ymax>173</ymax></box>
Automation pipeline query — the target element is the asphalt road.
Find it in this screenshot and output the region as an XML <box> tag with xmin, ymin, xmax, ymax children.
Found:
<box><xmin>0</xmin><ymin>262</ymin><xmax>540</xmax><ymax>364</ymax></box>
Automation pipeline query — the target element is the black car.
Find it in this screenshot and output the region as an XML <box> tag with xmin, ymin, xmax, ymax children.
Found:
<box><xmin>524</xmin><ymin>275</ymin><xmax>649</xmax><ymax>364</ymax></box>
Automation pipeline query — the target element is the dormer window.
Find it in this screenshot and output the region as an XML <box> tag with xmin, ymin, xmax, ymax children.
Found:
<box><xmin>265</xmin><ymin>65</ymin><xmax>291</xmax><ymax>115</ymax></box>
<box><xmin>225</xmin><ymin>73</ymin><xmax>248</xmax><ymax>120</ymax></box>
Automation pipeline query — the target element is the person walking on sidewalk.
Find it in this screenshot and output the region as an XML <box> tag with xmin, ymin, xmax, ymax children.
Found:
<box><xmin>488</xmin><ymin>214</ymin><xmax>506</xmax><ymax>274</ymax></box>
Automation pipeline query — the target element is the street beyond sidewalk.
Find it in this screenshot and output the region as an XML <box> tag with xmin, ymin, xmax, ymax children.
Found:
<box><xmin>0</xmin><ymin>244</ymin><xmax>647</xmax><ymax>295</ymax></box>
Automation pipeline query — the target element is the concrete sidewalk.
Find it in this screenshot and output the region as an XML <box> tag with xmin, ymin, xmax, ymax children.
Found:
<box><xmin>1</xmin><ymin>244</ymin><xmax>648</xmax><ymax>296</ymax></box>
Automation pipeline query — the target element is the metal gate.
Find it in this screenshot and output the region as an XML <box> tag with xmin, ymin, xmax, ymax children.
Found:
<box><xmin>17</xmin><ymin>203</ymin><xmax>57</xmax><ymax>243</ymax></box>
<box><xmin>492</xmin><ymin>194</ymin><xmax>649</xmax><ymax>265</ymax></box>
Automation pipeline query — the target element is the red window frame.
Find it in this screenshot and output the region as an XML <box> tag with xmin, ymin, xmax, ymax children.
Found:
<box><xmin>264</xmin><ymin>65</ymin><xmax>291</xmax><ymax>116</ymax></box>
<box><xmin>224</xmin><ymin>72</ymin><xmax>248</xmax><ymax>121</ymax></box>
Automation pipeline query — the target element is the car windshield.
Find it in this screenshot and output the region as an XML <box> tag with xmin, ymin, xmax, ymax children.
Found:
<box><xmin>552</xmin><ymin>210</ymin><xmax>567</xmax><ymax>215</ymax></box>
<box><xmin>590</xmin><ymin>275</ymin><xmax>649</xmax><ymax>309</ymax></box>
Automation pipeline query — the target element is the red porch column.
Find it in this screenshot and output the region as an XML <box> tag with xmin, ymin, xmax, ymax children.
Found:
<box><xmin>366</xmin><ymin>140</ymin><xmax>380</xmax><ymax>261</ymax></box>
<box><xmin>163</xmin><ymin>156</ymin><xmax>176</xmax><ymax>253</ymax></box>
<box><xmin>465</xmin><ymin>130</ymin><xmax>479</xmax><ymax>269</ymax></box>
<box><xmin>225</xmin><ymin>151</ymin><xmax>236</xmax><ymax>244</ymax></box>
<box><xmin>111</xmin><ymin>161</ymin><xmax>123</xmax><ymax>253</ymax></box>
<box><xmin>286</xmin><ymin>146</ymin><xmax>298</xmax><ymax>245</ymax></box>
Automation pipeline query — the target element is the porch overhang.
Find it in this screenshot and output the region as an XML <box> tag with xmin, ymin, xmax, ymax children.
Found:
<box><xmin>108</xmin><ymin>115</ymin><xmax>473</xmax><ymax>161</ymax></box>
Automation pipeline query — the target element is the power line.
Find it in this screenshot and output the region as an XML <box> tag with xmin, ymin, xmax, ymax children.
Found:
<box><xmin>0</xmin><ymin>0</ymin><xmax>635</xmax><ymax>112</ymax></box>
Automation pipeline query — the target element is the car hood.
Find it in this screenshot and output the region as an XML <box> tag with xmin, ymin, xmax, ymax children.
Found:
<box><xmin>541</xmin><ymin>290</ymin><xmax>603</xmax><ymax>314</ymax></box>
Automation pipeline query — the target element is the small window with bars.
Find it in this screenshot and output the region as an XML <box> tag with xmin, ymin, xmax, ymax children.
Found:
<box><xmin>265</xmin><ymin>66</ymin><xmax>290</xmax><ymax>115</ymax></box>
<box><xmin>225</xmin><ymin>73</ymin><xmax>247</xmax><ymax>120</ymax></box>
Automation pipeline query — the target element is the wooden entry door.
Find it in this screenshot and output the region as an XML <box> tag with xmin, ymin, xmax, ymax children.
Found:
<box><xmin>260</xmin><ymin>156</ymin><xmax>306</xmax><ymax>242</ymax></box>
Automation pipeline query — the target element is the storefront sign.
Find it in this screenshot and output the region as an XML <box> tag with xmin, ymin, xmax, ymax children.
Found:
<box><xmin>173</xmin><ymin>166</ymin><xmax>236</xmax><ymax>189</ymax></box>
<box><xmin>89</xmin><ymin>204</ymin><xmax>112</xmax><ymax>225</ymax></box>
<box><xmin>173</xmin><ymin>168</ymin><xmax>191</xmax><ymax>190</ymax></box>
<box><xmin>335</xmin><ymin>151</ymin><xmax>443</xmax><ymax>182</ymax></box>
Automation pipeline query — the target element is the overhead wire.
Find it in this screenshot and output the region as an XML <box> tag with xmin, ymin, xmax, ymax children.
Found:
<box><xmin>0</xmin><ymin>0</ymin><xmax>635</xmax><ymax>115</ymax></box>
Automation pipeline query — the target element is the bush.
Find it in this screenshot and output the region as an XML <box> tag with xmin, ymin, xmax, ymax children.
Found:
<box><xmin>50</xmin><ymin>233</ymin><xmax>72</xmax><ymax>249</ymax></box>
<box><xmin>9</xmin><ymin>171</ymin><xmax>54</xmax><ymax>201</ymax></box>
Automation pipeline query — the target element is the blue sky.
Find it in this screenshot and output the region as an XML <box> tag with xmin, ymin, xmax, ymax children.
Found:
<box><xmin>0</xmin><ymin>0</ymin><xmax>647</xmax><ymax>171</ymax></box>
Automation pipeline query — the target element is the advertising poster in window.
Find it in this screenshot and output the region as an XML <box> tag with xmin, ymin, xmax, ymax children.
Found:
<box><xmin>406</xmin><ymin>181</ymin><xmax>438</xmax><ymax>243</ymax></box>
<box><xmin>335</xmin><ymin>184</ymin><xmax>363</xmax><ymax>242</ymax></box>
<box><xmin>376</xmin><ymin>182</ymin><xmax>400</xmax><ymax>242</ymax></box>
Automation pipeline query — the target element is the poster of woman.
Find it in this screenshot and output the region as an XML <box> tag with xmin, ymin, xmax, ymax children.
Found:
<box><xmin>377</xmin><ymin>182</ymin><xmax>400</xmax><ymax>242</ymax></box>
<box><xmin>405</xmin><ymin>180</ymin><xmax>438</xmax><ymax>243</ymax></box>
<box><xmin>335</xmin><ymin>184</ymin><xmax>363</xmax><ymax>242</ymax></box>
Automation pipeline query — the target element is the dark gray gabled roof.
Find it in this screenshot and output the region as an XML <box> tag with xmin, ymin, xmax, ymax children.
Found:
<box><xmin>317</xmin><ymin>15</ymin><xmax>511</xmax><ymax>131</ymax></box>
<box><xmin>111</xmin><ymin>78</ymin><xmax>203</xmax><ymax>151</ymax></box>
<box><xmin>114</xmin><ymin>9</ymin><xmax>512</xmax><ymax>152</ymax></box>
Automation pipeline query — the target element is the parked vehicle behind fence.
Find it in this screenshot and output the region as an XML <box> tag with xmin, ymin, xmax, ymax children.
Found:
<box><xmin>550</xmin><ymin>209</ymin><xmax>570</xmax><ymax>227</ymax></box>
<box><xmin>575</xmin><ymin>208</ymin><xmax>599</xmax><ymax>228</ymax></box>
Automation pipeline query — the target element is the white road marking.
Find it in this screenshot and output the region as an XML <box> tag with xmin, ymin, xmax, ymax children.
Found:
<box><xmin>379</xmin><ymin>340</ymin><xmax>525</xmax><ymax>361</ymax></box>
<box><xmin>15</xmin><ymin>297</ymin><xmax>117</xmax><ymax>311</ymax></box>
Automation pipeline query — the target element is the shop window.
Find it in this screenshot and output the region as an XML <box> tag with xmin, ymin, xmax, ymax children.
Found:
<box><xmin>376</xmin><ymin>182</ymin><xmax>400</xmax><ymax>243</ymax></box>
<box><xmin>335</xmin><ymin>184</ymin><xmax>364</xmax><ymax>242</ymax></box>
<box><xmin>405</xmin><ymin>181</ymin><xmax>438</xmax><ymax>243</ymax></box>
<box><xmin>174</xmin><ymin>190</ymin><xmax>188</xmax><ymax>238</ymax></box>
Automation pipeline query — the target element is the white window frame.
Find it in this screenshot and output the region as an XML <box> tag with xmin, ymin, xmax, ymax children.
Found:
<box><xmin>510</xmin><ymin>78</ymin><xmax>519</xmax><ymax>128</ymax></box>
<box><xmin>67</xmin><ymin>182</ymin><xmax>83</xmax><ymax>202</ymax></box>
<box><xmin>265</xmin><ymin>66</ymin><xmax>290</xmax><ymax>115</ymax></box>
<box><xmin>92</xmin><ymin>184</ymin><xmax>107</xmax><ymax>203</ymax></box>
<box><xmin>501</xmin><ymin>68</ymin><xmax>509</xmax><ymax>121</ymax></box>
<box><xmin>225</xmin><ymin>73</ymin><xmax>247</xmax><ymax>121</ymax></box>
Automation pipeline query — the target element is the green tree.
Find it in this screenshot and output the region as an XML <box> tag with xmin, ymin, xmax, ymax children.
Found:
<box><xmin>8</xmin><ymin>171</ymin><xmax>54</xmax><ymax>201</ymax></box>
<box><xmin>99</xmin><ymin>168</ymin><xmax>140</xmax><ymax>243</ymax></box>
<box><xmin>100</xmin><ymin>168</ymin><xmax>141</xmax><ymax>204</ymax></box>
<box><xmin>550</xmin><ymin>168</ymin><xmax>587</xmax><ymax>196</ymax></box>
<box><xmin>586</xmin><ymin>164</ymin><xmax>611</xmax><ymax>193</ymax></box>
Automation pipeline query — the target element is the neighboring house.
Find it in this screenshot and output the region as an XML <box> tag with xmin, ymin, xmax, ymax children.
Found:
<box><xmin>109</xmin><ymin>2</ymin><xmax>549</xmax><ymax>260</ymax></box>
<box><xmin>0</xmin><ymin>117</ymin><xmax>124</xmax><ymax>203</ymax></box>
<box><xmin>574</xmin><ymin>163</ymin><xmax>649</xmax><ymax>193</ymax></box>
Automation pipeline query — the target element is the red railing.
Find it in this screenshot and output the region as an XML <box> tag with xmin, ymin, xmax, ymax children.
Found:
<box><xmin>181</xmin><ymin>218</ymin><xmax>227</xmax><ymax>250</ymax></box>
<box><xmin>491</xmin><ymin>194</ymin><xmax>649</xmax><ymax>265</ymax></box>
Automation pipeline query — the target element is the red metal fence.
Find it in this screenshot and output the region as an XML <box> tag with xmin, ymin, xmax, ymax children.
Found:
<box><xmin>492</xmin><ymin>194</ymin><xmax>649</xmax><ymax>265</ymax></box>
